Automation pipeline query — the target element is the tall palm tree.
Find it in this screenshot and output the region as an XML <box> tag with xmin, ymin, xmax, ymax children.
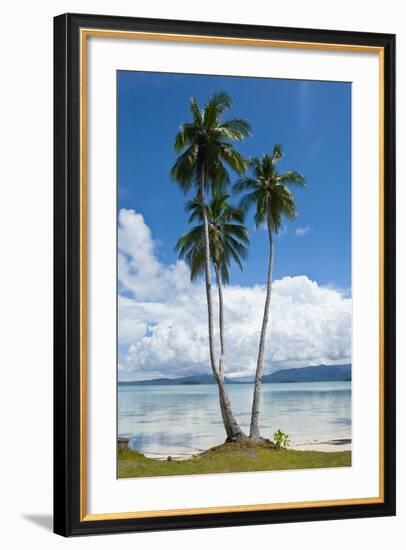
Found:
<box><xmin>171</xmin><ymin>92</ymin><xmax>251</xmax><ymax>441</ymax></box>
<box><xmin>175</xmin><ymin>194</ymin><xmax>249</xmax><ymax>382</ymax></box>
<box><xmin>234</xmin><ymin>145</ymin><xmax>306</xmax><ymax>440</ymax></box>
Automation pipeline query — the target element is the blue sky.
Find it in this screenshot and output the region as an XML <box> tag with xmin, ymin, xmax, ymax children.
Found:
<box><xmin>118</xmin><ymin>71</ymin><xmax>351</xmax><ymax>291</ymax></box>
<box><xmin>117</xmin><ymin>71</ymin><xmax>352</xmax><ymax>379</ymax></box>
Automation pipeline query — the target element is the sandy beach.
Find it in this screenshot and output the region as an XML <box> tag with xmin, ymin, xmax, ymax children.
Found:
<box><xmin>290</xmin><ymin>439</ymin><xmax>352</xmax><ymax>453</ymax></box>
<box><xmin>137</xmin><ymin>438</ymin><xmax>352</xmax><ymax>460</ymax></box>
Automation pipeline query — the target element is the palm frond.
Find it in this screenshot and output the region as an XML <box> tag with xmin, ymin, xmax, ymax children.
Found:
<box><xmin>189</xmin><ymin>97</ymin><xmax>203</xmax><ymax>126</ymax></box>
<box><xmin>203</xmin><ymin>91</ymin><xmax>232</xmax><ymax>129</ymax></box>
<box><xmin>170</xmin><ymin>145</ymin><xmax>198</xmax><ymax>191</ymax></box>
<box><xmin>236</xmin><ymin>148</ymin><xmax>306</xmax><ymax>232</ymax></box>
<box><xmin>277</xmin><ymin>170</ymin><xmax>306</xmax><ymax>187</ymax></box>
<box><xmin>219</xmin><ymin>262</ymin><xmax>230</xmax><ymax>285</ymax></box>
<box><xmin>206</xmin><ymin>158</ymin><xmax>230</xmax><ymax>193</ymax></box>
<box><xmin>224</xmin><ymin>223</ymin><xmax>250</xmax><ymax>244</ymax></box>
<box><xmin>175</xmin><ymin>191</ymin><xmax>249</xmax><ymax>284</ymax></box>
<box><xmin>249</xmin><ymin>156</ymin><xmax>264</xmax><ymax>178</ymax></box>
<box><xmin>189</xmin><ymin>248</ymin><xmax>205</xmax><ymax>281</ymax></box>
<box><xmin>174</xmin><ymin>123</ymin><xmax>199</xmax><ymax>152</ymax></box>
<box><xmin>226</xmin><ymin>235</ymin><xmax>248</xmax><ymax>260</ymax></box>
<box><xmin>217</xmin><ymin>143</ymin><xmax>248</xmax><ymax>175</ymax></box>
<box><xmin>221</xmin><ymin>206</ymin><xmax>245</xmax><ymax>224</ymax></box>
<box><xmin>233</xmin><ymin>176</ymin><xmax>258</xmax><ymax>194</ymax></box>
<box><xmin>239</xmin><ymin>189</ymin><xmax>262</xmax><ymax>213</ymax></box>
<box><xmin>174</xmin><ymin>226</ymin><xmax>204</xmax><ymax>257</ymax></box>
<box><xmin>225</xmin><ymin>242</ymin><xmax>244</xmax><ymax>270</ymax></box>
<box><xmin>272</xmin><ymin>143</ymin><xmax>283</xmax><ymax>162</ymax></box>
<box><xmin>217</xmin><ymin>118</ymin><xmax>252</xmax><ymax>141</ymax></box>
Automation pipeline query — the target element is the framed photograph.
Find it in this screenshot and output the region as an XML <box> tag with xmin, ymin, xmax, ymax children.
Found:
<box><xmin>54</xmin><ymin>13</ymin><xmax>396</xmax><ymax>536</ymax></box>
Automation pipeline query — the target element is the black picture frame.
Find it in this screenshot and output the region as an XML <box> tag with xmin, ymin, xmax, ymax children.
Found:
<box><xmin>54</xmin><ymin>12</ymin><xmax>396</xmax><ymax>537</ymax></box>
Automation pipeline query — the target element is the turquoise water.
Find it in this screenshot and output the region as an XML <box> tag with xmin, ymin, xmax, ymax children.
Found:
<box><xmin>118</xmin><ymin>381</ymin><xmax>351</xmax><ymax>457</ymax></box>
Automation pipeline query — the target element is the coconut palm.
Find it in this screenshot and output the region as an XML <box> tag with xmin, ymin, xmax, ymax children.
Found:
<box><xmin>234</xmin><ymin>145</ymin><xmax>306</xmax><ymax>440</ymax></box>
<box><xmin>175</xmin><ymin>194</ymin><xmax>249</xmax><ymax>382</ymax></box>
<box><xmin>171</xmin><ymin>92</ymin><xmax>251</xmax><ymax>441</ymax></box>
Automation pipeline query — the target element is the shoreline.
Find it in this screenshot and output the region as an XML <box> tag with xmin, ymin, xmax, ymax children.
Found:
<box><xmin>134</xmin><ymin>438</ymin><xmax>352</xmax><ymax>460</ymax></box>
<box><xmin>290</xmin><ymin>439</ymin><xmax>352</xmax><ymax>453</ymax></box>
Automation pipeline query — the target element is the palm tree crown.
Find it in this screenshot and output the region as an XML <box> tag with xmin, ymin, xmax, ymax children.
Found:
<box><xmin>234</xmin><ymin>144</ymin><xmax>306</xmax><ymax>231</ymax></box>
<box><xmin>170</xmin><ymin>92</ymin><xmax>252</xmax><ymax>194</ymax></box>
<box><xmin>175</xmin><ymin>194</ymin><xmax>249</xmax><ymax>284</ymax></box>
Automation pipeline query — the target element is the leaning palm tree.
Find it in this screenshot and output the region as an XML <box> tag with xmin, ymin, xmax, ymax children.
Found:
<box><xmin>175</xmin><ymin>194</ymin><xmax>249</xmax><ymax>382</ymax></box>
<box><xmin>234</xmin><ymin>145</ymin><xmax>306</xmax><ymax>440</ymax></box>
<box><xmin>171</xmin><ymin>92</ymin><xmax>251</xmax><ymax>441</ymax></box>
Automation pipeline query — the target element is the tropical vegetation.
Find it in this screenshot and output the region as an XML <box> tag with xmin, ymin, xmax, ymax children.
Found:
<box><xmin>171</xmin><ymin>91</ymin><xmax>306</xmax><ymax>446</ymax></box>
<box><xmin>273</xmin><ymin>429</ymin><xmax>290</xmax><ymax>449</ymax></box>
<box><xmin>175</xmin><ymin>193</ymin><xmax>249</xmax><ymax>381</ymax></box>
<box><xmin>171</xmin><ymin>92</ymin><xmax>251</xmax><ymax>441</ymax></box>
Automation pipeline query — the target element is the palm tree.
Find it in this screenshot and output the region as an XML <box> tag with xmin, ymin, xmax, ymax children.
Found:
<box><xmin>171</xmin><ymin>92</ymin><xmax>251</xmax><ymax>441</ymax></box>
<box><xmin>234</xmin><ymin>145</ymin><xmax>306</xmax><ymax>440</ymax></box>
<box><xmin>175</xmin><ymin>194</ymin><xmax>249</xmax><ymax>382</ymax></box>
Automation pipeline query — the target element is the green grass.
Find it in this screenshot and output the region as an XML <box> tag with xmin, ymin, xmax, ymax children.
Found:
<box><xmin>118</xmin><ymin>440</ymin><xmax>351</xmax><ymax>478</ymax></box>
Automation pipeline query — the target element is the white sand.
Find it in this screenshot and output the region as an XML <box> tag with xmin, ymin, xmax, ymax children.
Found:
<box><xmin>142</xmin><ymin>439</ymin><xmax>352</xmax><ymax>459</ymax></box>
<box><xmin>290</xmin><ymin>440</ymin><xmax>351</xmax><ymax>453</ymax></box>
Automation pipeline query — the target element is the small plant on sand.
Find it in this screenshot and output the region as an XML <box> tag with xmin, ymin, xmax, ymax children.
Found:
<box><xmin>273</xmin><ymin>429</ymin><xmax>290</xmax><ymax>449</ymax></box>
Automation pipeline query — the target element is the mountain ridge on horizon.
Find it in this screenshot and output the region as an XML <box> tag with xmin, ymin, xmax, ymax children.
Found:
<box><xmin>118</xmin><ymin>364</ymin><xmax>351</xmax><ymax>385</ymax></box>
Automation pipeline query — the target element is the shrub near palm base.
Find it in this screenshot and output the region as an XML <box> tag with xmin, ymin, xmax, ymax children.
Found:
<box><xmin>273</xmin><ymin>429</ymin><xmax>290</xmax><ymax>449</ymax></box>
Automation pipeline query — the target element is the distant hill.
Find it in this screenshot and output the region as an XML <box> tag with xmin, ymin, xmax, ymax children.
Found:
<box><xmin>262</xmin><ymin>364</ymin><xmax>351</xmax><ymax>383</ymax></box>
<box><xmin>119</xmin><ymin>365</ymin><xmax>351</xmax><ymax>385</ymax></box>
<box><xmin>119</xmin><ymin>373</ymin><xmax>234</xmax><ymax>386</ymax></box>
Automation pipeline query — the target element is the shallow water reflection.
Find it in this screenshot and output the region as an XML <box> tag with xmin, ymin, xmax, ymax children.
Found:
<box><xmin>118</xmin><ymin>382</ymin><xmax>351</xmax><ymax>456</ymax></box>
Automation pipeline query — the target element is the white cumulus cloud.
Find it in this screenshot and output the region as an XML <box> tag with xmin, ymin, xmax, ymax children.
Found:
<box><xmin>118</xmin><ymin>209</ymin><xmax>351</xmax><ymax>380</ymax></box>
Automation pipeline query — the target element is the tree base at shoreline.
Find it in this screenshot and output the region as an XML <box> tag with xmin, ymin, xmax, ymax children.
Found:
<box><xmin>118</xmin><ymin>439</ymin><xmax>351</xmax><ymax>478</ymax></box>
<box><xmin>225</xmin><ymin>432</ymin><xmax>249</xmax><ymax>443</ymax></box>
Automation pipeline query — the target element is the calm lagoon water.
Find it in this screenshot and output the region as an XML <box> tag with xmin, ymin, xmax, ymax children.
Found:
<box><xmin>118</xmin><ymin>382</ymin><xmax>351</xmax><ymax>457</ymax></box>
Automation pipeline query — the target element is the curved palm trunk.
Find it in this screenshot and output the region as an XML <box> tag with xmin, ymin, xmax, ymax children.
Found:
<box><xmin>199</xmin><ymin>170</ymin><xmax>245</xmax><ymax>441</ymax></box>
<box><xmin>249</xmin><ymin>212</ymin><xmax>274</xmax><ymax>439</ymax></box>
